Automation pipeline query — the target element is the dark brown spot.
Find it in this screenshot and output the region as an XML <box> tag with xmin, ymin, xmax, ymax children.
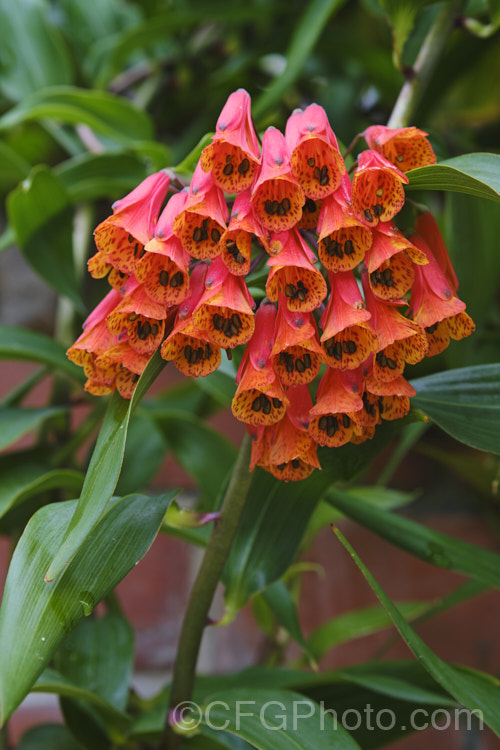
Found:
<box><xmin>285</xmin><ymin>284</ymin><xmax>296</xmax><ymax>298</ymax></box>
<box><xmin>159</xmin><ymin>270</ymin><xmax>169</xmax><ymax>286</ymax></box>
<box><xmin>373</xmin><ymin>203</ymin><xmax>383</xmax><ymax>217</ymax></box>
<box><xmin>333</xmin><ymin>342</ymin><xmax>342</xmax><ymax>360</ymax></box>
<box><xmin>342</xmin><ymin>414</ymin><xmax>351</xmax><ymax>429</ymax></box>
<box><xmin>223</xmin><ymin>162</ymin><xmax>234</xmax><ymax>175</ymax></box>
<box><xmin>307</xmin><ymin>158</ymin><xmax>315</xmax><ymax>167</ymax></box>
<box><xmin>303</xmin><ymin>353</ymin><xmax>311</xmax><ymax>369</ymax></box>
<box><xmin>238</xmin><ymin>158</ymin><xmax>250</xmax><ymax>175</ymax></box>
<box><xmin>364</xmin><ymin>209</ymin><xmax>374</xmax><ymax>222</ymax></box>
<box><xmin>170</xmin><ymin>271</ymin><xmax>184</xmax><ymax>287</ymax></box>
<box><xmin>193</xmin><ymin>227</ymin><xmax>203</xmax><ymax>242</ymax></box>
<box><xmin>295</xmin><ymin>358</ymin><xmax>305</xmax><ymax>373</ymax></box>
<box><xmin>344</xmin><ymin>240</ymin><xmax>354</xmax><ymax>256</ymax></box>
<box><xmin>291</xmin><ymin>459</ymin><xmax>300</xmax><ymax>469</ymax></box>
<box><xmin>272</xmin><ymin>398</ymin><xmax>282</xmax><ymax>408</ymax></box>
<box><xmin>211</xmin><ymin>228</ymin><xmax>221</xmax><ymax>243</ymax></box>
<box><xmin>252</xmin><ymin>396</ymin><xmax>262</xmax><ymax>412</ymax></box>
<box><xmin>128</xmin><ymin>234</ymin><xmax>134</xmax><ymax>243</ymax></box>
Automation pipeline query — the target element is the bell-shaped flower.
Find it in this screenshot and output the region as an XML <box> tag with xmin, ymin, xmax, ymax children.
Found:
<box><xmin>364</xmin><ymin>125</ymin><xmax>436</xmax><ymax>172</ymax></box>
<box><xmin>285</xmin><ymin>104</ymin><xmax>346</xmax><ymax>200</ymax></box>
<box><xmin>135</xmin><ymin>192</ymin><xmax>191</xmax><ymax>307</ymax></box>
<box><xmin>160</xmin><ymin>264</ymin><xmax>222</xmax><ymax>377</ymax></box>
<box><xmin>309</xmin><ymin>367</ymin><xmax>363</xmax><ymax>447</ymax></box>
<box><xmin>220</xmin><ymin>190</ymin><xmax>264</xmax><ymax>276</ymax></box>
<box><xmin>251</xmin><ymin>128</ymin><xmax>305</xmax><ymax>232</ymax></box>
<box><xmin>200</xmin><ymin>89</ymin><xmax>261</xmax><ymax>193</ymax></box>
<box><xmin>173</xmin><ymin>164</ymin><xmax>228</xmax><ymax>260</ymax></box>
<box><xmin>366</xmin><ymin>222</ymin><xmax>427</xmax><ymax>301</ymax></box>
<box><xmin>351</xmin><ymin>150</ymin><xmax>408</xmax><ymax>226</ymax></box>
<box><xmin>270</xmin><ymin>298</ymin><xmax>323</xmax><ymax>386</ymax></box>
<box><xmin>320</xmin><ymin>271</ymin><xmax>376</xmax><ymax>370</ymax></box>
<box><xmin>91</xmin><ymin>171</ymin><xmax>170</xmax><ymax>278</ymax></box>
<box><xmin>266</xmin><ymin>229</ymin><xmax>327</xmax><ymax>313</ymax></box>
<box><xmin>317</xmin><ymin>175</ymin><xmax>373</xmax><ymax>272</ymax></box>
<box><xmin>191</xmin><ymin>257</ymin><xmax>255</xmax><ymax>348</ymax></box>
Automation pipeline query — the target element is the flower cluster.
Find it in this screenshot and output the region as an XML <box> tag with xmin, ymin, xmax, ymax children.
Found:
<box><xmin>68</xmin><ymin>90</ymin><xmax>475</xmax><ymax>481</ymax></box>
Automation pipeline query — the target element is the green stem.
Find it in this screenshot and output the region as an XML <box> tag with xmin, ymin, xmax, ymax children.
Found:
<box><xmin>387</xmin><ymin>1</ymin><xmax>463</xmax><ymax>128</ymax></box>
<box><xmin>160</xmin><ymin>433</ymin><xmax>253</xmax><ymax>750</ymax></box>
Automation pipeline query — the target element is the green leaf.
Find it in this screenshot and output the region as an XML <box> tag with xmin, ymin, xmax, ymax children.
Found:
<box><xmin>33</xmin><ymin>669</ymin><xmax>129</xmax><ymax>737</ymax></box>
<box><xmin>0</xmin><ymin>325</ymin><xmax>83</xmax><ymax>381</ymax></box>
<box><xmin>0</xmin><ymin>140</ymin><xmax>31</xmax><ymax>190</ymax></box>
<box><xmin>0</xmin><ymin>406</ymin><xmax>66</xmax><ymax>452</ymax></box>
<box><xmin>0</xmin><ymin>454</ymin><xmax>83</xmax><ymax>520</ymax></box>
<box><xmin>18</xmin><ymin>724</ymin><xmax>81</xmax><ymax>750</ymax></box>
<box><xmin>0</xmin><ymin>0</ymin><xmax>73</xmax><ymax>102</ymax></box>
<box><xmin>253</xmin><ymin>0</ymin><xmax>349</xmax><ymax>120</ymax></box>
<box><xmin>334</xmin><ymin>528</ymin><xmax>500</xmax><ymax>735</ymax></box>
<box><xmin>379</xmin><ymin>0</ymin><xmax>421</xmax><ymax>65</ymax></box>
<box><xmin>0</xmin><ymin>86</ymin><xmax>153</xmax><ymax>144</ymax></box>
<box><xmin>45</xmin><ymin>351</ymin><xmax>165</xmax><ymax>582</ymax></box>
<box><xmin>261</xmin><ymin>580</ymin><xmax>308</xmax><ymax>653</ymax></box>
<box><xmin>407</xmin><ymin>153</ymin><xmax>500</xmax><ymax>202</ymax></box>
<box><xmin>56</xmin><ymin>614</ymin><xmax>133</xmax><ymax>711</ymax></box>
<box><xmin>150</xmin><ymin>409</ymin><xmax>237</xmax><ymax>506</ymax></box>
<box><xmin>115</xmin><ymin>413</ymin><xmax>167</xmax><ymax>495</ymax></box>
<box><xmin>307</xmin><ymin>601</ymin><xmax>431</xmax><ymax>662</ymax></box>
<box><xmin>55</xmin><ymin>152</ymin><xmax>149</xmax><ymax>203</ymax></box>
<box><xmin>0</xmin><ymin>490</ymin><xmax>176</xmax><ymax>722</ymax></box>
<box><xmin>7</xmin><ymin>166</ymin><xmax>82</xmax><ymax>309</ymax></box>
<box><xmin>200</xmin><ymin>689</ymin><xmax>361</xmax><ymax>749</ymax></box>
<box><xmin>411</xmin><ymin>363</ymin><xmax>500</xmax><ymax>453</ymax></box>
<box><xmin>326</xmin><ymin>488</ymin><xmax>500</xmax><ymax>589</ymax></box>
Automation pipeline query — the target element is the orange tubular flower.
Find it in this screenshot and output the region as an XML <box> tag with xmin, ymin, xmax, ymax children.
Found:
<box><xmin>173</xmin><ymin>164</ymin><xmax>228</xmax><ymax>260</ymax></box>
<box><xmin>285</xmin><ymin>103</ymin><xmax>346</xmax><ymax>200</ymax></box>
<box><xmin>270</xmin><ymin>298</ymin><xmax>323</xmax><ymax>386</ymax></box>
<box><xmin>220</xmin><ymin>190</ymin><xmax>262</xmax><ymax>276</ymax></box>
<box><xmin>297</xmin><ymin>197</ymin><xmax>322</xmax><ymax>231</ymax></box>
<box><xmin>90</xmin><ymin>171</ymin><xmax>170</xmax><ymax>280</ymax></box>
<box><xmin>320</xmin><ymin>271</ymin><xmax>376</xmax><ymax>370</ymax></box>
<box><xmin>363</xmin><ymin>273</ymin><xmax>428</xmax><ymax>381</ymax></box>
<box><xmin>253</xmin><ymin>385</ymin><xmax>321</xmax><ymax>481</ymax></box>
<box><xmin>317</xmin><ymin>175</ymin><xmax>373</xmax><ymax>272</ymax></box>
<box><xmin>67</xmin><ymin>289</ymin><xmax>122</xmax><ymax>395</ymax></box>
<box><xmin>266</xmin><ymin>229</ymin><xmax>327</xmax><ymax>313</ymax></box>
<box><xmin>366</xmin><ymin>222</ymin><xmax>428</xmax><ymax>302</ymax></box>
<box><xmin>408</xmin><ymin>214</ymin><xmax>475</xmax><ymax>355</ymax></box>
<box><xmin>365</xmin><ymin>371</ymin><xmax>416</xmax><ymax>421</ymax></box>
<box><xmin>105</xmin><ymin>278</ymin><xmax>166</xmax><ymax>356</ymax></box>
<box><xmin>95</xmin><ymin>342</ymin><xmax>151</xmax><ymax>399</ymax></box>
<box><xmin>232</xmin><ymin>301</ymin><xmax>288</xmax><ymax>426</ymax></box>
<box><xmin>161</xmin><ymin>264</ymin><xmax>222</xmax><ymax>377</ymax></box>
<box><xmin>192</xmin><ymin>257</ymin><xmax>255</xmax><ymax>348</ymax></box>
<box><xmin>351</xmin><ymin>150</ymin><xmax>408</xmax><ymax>226</ymax></box>
<box><xmin>135</xmin><ymin>192</ymin><xmax>191</xmax><ymax>307</ymax></box>
<box><xmin>364</xmin><ymin>125</ymin><xmax>437</xmax><ymax>172</ymax></box>
<box><xmin>251</xmin><ymin>127</ymin><xmax>305</xmax><ymax>232</ymax></box>
<box><xmin>200</xmin><ymin>88</ymin><xmax>261</xmax><ymax>193</ymax></box>
<box><xmin>309</xmin><ymin>367</ymin><xmax>363</xmax><ymax>447</ymax></box>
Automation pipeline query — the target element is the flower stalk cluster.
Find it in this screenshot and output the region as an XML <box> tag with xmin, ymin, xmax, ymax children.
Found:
<box><xmin>68</xmin><ymin>90</ymin><xmax>474</xmax><ymax>481</ymax></box>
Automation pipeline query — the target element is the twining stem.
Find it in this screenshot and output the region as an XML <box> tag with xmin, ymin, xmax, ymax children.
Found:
<box><xmin>387</xmin><ymin>0</ymin><xmax>464</xmax><ymax>129</ymax></box>
<box><xmin>161</xmin><ymin>432</ymin><xmax>253</xmax><ymax>750</ymax></box>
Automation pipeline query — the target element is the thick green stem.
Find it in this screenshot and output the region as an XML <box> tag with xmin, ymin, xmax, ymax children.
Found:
<box><xmin>387</xmin><ymin>1</ymin><xmax>463</xmax><ymax>129</ymax></box>
<box><xmin>160</xmin><ymin>432</ymin><xmax>253</xmax><ymax>750</ymax></box>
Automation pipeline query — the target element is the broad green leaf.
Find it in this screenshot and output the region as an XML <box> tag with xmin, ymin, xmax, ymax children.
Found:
<box><xmin>0</xmin><ymin>86</ymin><xmax>153</xmax><ymax>144</ymax></box>
<box><xmin>46</xmin><ymin>351</ymin><xmax>165</xmax><ymax>581</ymax></box>
<box><xmin>411</xmin><ymin>363</ymin><xmax>500</xmax><ymax>453</ymax></box>
<box><xmin>407</xmin><ymin>153</ymin><xmax>500</xmax><ymax>202</ymax></box>
<box><xmin>32</xmin><ymin>669</ymin><xmax>129</xmax><ymax>737</ymax></box>
<box><xmin>0</xmin><ymin>490</ymin><xmax>176</xmax><ymax>722</ymax></box>
<box><xmin>55</xmin><ymin>152</ymin><xmax>149</xmax><ymax>203</ymax></box>
<box><xmin>150</xmin><ymin>409</ymin><xmax>237</xmax><ymax>506</ymax></box>
<box><xmin>60</xmin><ymin>695</ymin><xmax>112</xmax><ymax>750</ymax></box>
<box><xmin>0</xmin><ymin>0</ymin><xmax>73</xmax><ymax>101</ymax></box>
<box><xmin>17</xmin><ymin>724</ymin><xmax>81</xmax><ymax>750</ymax></box>
<box><xmin>444</xmin><ymin>193</ymin><xmax>500</xmax><ymax>339</ymax></box>
<box><xmin>115</xmin><ymin>413</ymin><xmax>167</xmax><ymax>495</ymax></box>
<box><xmin>307</xmin><ymin>601</ymin><xmax>431</xmax><ymax>662</ymax></box>
<box><xmin>0</xmin><ymin>140</ymin><xmax>31</xmax><ymax>190</ymax></box>
<box><xmin>0</xmin><ymin>325</ymin><xmax>83</xmax><ymax>381</ymax></box>
<box><xmin>327</xmin><ymin>488</ymin><xmax>500</xmax><ymax>589</ymax></box>
<box><xmin>0</xmin><ymin>406</ymin><xmax>66</xmax><ymax>452</ymax></box>
<box><xmin>0</xmin><ymin>455</ymin><xmax>83</xmax><ymax>520</ymax></box>
<box><xmin>200</xmin><ymin>689</ymin><xmax>361</xmax><ymax>749</ymax></box>
<box><xmin>253</xmin><ymin>0</ymin><xmax>349</xmax><ymax>120</ymax></box>
<box><xmin>55</xmin><ymin>614</ymin><xmax>134</xmax><ymax>712</ymax></box>
<box><xmin>334</xmin><ymin>528</ymin><xmax>500</xmax><ymax>734</ymax></box>
<box><xmin>7</xmin><ymin>166</ymin><xmax>82</xmax><ymax>309</ymax></box>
